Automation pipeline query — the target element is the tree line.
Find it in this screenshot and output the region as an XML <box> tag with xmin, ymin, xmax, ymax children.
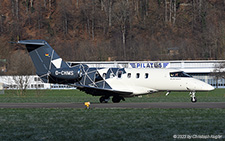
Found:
<box><xmin>0</xmin><ymin>0</ymin><xmax>224</xmax><ymax>75</ymax></box>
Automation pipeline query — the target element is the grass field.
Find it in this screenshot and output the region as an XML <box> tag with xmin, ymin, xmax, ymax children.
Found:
<box><xmin>0</xmin><ymin>89</ymin><xmax>224</xmax><ymax>103</ymax></box>
<box><xmin>0</xmin><ymin>108</ymin><xmax>224</xmax><ymax>140</ymax></box>
<box><xmin>0</xmin><ymin>89</ymin><xmax>224</xmax><ymax>140</ymax></box>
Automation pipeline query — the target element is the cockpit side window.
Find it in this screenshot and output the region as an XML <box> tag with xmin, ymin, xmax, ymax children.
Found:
<box><xmin>170</xmin><ymin>71</ymin><xmax>191</xmax><ymax>77</ymax></box>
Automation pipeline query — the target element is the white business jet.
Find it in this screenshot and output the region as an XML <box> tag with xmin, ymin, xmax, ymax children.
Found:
<box><xmin>17</xmin><ymin>40</ymin><xmax>214</xmax><ymax>103</ymax></box>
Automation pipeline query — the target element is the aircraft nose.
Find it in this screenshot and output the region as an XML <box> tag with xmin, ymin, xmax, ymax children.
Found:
<box><xmin>202</xmin><ymin>83</ymin><xmax>215</xmax><ymax>91</ymax></box>
<box><xmin>193</xmin><ymin>79</ymin><xmax>215</xmax><ymax>91</ymax></box>
<box><xmin>207</xmin><ymin>84</ymin><xmax>215</xmax><ymax>91</ymax></box>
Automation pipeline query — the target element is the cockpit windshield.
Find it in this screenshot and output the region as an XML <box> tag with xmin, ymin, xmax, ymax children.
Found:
<box><xmin>170</xmin><ymin>71</ymin><xmax>191</xmax><ymax>77</ymax></box>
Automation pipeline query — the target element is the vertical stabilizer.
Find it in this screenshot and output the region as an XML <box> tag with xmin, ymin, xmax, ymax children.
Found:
<box><xmin>18</xmin><ymin>40</ymin><xmax>69</xmax><ymax>82</ymax></box>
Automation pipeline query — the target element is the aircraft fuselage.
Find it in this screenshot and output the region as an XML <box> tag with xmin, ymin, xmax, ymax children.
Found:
<box><xmin>97</xmin><ymin>68</ymin><xmax>214</xmax><ymax>96</ymax></box>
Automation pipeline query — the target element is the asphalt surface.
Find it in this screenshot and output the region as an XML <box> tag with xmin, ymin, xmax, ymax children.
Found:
<box><xmin>0</xmin><ymin>102</ymin><xmax>224</xmax><ymax>109</ymax></box>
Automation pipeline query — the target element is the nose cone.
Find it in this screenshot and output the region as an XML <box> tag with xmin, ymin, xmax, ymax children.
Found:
<box><xmin>190</xmin><ymin>79</ymin><xmax>215</xmax><ymax>91</ymax></box>
<box><xmin>200</xmin><ymin>81</ymin><xmax>215</xmax><ymax>91</ymax></box>
<box><xmin>205</xmin><ymin>84</ymin><xmax>215</xmax><ymax>91</ymax></box>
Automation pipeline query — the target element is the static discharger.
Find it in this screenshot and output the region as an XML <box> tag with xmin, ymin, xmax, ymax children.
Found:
<box><xmin>84</xmin><ymin>102</ymin><xmax>90</xmax><ymax>109</ymax></box>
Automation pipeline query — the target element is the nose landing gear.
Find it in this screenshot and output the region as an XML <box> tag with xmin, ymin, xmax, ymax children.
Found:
<box><xmin>189</xmin><ymin>92</ymin><xmax>197</xmax><ymax>103</ymax></box>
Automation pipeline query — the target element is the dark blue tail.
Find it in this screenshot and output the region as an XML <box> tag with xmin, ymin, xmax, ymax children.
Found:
<box><xmin>18</xmin><ymin>40</ymin><xmax>70</xmax><ymax>83</ymax></box>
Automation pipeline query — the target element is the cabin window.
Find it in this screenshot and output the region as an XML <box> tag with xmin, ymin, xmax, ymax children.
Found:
<box><xmin>118</xmin><ymin>71</ymin><xmax>122</xmax><ymax>78</ymax></box>
<box><xmin>127</xmin><ymin>73</ymin><xmax>131</xmax><ymax>78</ymax></box>
<box><xmin>136</xmin><ymin>73</ymin><xmax>140</xmax><ymax>78</ymax></box>
<box><xmin>170</xmin><ymin>71</ymin><xmax>191</xmax><ymax>77</ymax></box>
<box><xmin>145</xmin><ymin>73</ymin><xmax>149</xmax><ymax>79</ymax></box>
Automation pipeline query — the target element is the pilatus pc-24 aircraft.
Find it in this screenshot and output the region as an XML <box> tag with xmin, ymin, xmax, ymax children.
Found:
<box><xmin>17</xmin><ymin>40</ymin><xmax>214</xmax><ymax>103</ymax></box>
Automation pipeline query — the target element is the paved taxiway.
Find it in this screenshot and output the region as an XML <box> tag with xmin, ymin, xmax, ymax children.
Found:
<box><xmin>0</xmin><ymin>102</ymin><xmax>224</xmax><ymax>109</ymax></box>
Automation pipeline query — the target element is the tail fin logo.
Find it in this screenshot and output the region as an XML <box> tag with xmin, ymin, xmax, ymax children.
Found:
<box><xmin>51</xmin><ymin>58</ymin><xmax>62</xmax><ymax>69</ymax></box>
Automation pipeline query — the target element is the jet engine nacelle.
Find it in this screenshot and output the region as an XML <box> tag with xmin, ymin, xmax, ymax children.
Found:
<box><xmin>50</xmin><ymin>67</ymin><xmax>82</xmax><ymax>82</ymax></box>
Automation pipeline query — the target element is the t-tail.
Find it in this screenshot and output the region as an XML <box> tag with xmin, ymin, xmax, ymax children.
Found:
<box><xmin>18</xmin><ymin>40</ymin><xmax>83</xmax><ymax>84</ymax></box>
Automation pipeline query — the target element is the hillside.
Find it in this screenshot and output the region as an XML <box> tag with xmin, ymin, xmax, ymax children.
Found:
<box><xmin>0</xmin><ymin>0</ymin><xmax>224</xmax><ymax>74</ymax></box>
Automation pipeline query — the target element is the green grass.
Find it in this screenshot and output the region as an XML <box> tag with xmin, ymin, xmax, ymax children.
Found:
<box><xmin>0</xmin><ymin>108</ymin><xmax>224</xmax><ymax>140</ymax></box>
<box><xmin>0</xmin><ymin>89</ymin><xmax>94</xmax><ymax>103</ymax></box>
<box><xmin>0</xmin><ymin>89</ymin><xmax>224</xmax><ymax>103</ymax></box>
<box><xmin>0</xmin><ymin>90</ymin><xmax>224</xmax><ymax>140</ymax></box>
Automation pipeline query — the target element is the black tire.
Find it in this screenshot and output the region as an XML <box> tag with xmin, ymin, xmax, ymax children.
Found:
<box><xmin>99</xmin><ymin>97</ymin><xmax>105</xmax><ymax>103</ymax></box>
<box><xmin>99</xmin><ymin>97</ymin><xmax>108</xmax><ymax>103</ymax></box>
<box><xmin>112</xmin><ymin>96</ymin><xmax>121</xmax><ymax>103</ymax></box>
<box><xmin>191</xmin><ymin>97</ymin><xmax>197</xmax><ymax>103</ymax></box>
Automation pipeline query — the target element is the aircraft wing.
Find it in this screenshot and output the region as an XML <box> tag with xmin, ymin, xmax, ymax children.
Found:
<box><xmin>75</xmin><ymin>84</ymin><xmax>133</xmax><ymax>97</ymax></box>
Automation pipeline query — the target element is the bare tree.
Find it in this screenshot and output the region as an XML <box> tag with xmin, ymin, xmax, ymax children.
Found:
<box><xmin>0</xmin><ymin>37</ymin><xmax>9</xmax><ymax>60</ymax></box>
<box><xmin>108</xmin><ymin>0</ymin><xmax>113</xmax><ymax>28</ymax></box>
<box><xmin>164</xmin><ymin>0</ymin><xmax>177</xmax><ymax>25</ymax></box>
<box><xmin>113</xmin><ymin>1</ymin><xmax>132</xmax><ymax>60</ymax></box>
<box><xmin>165</xmin><ymin>0</ymin><xmax>168</xmax><ymax>23</ymax></box>
<box><xmin>212</xmin><ymin>62</ymin><xmax>225</xmax><ymax>88</ymax></box>
<box><xmin>53</xmin><ymin>0</ymin><xmax>74</xmax><ymax>38</ymax></box>
<box><xmin>172</xmin><ymin>0</ymin><xmax>176</xmax><ymax>25</ymax></box>
<box><xmin>8</xmin><ymin>50</ymin><xmax>34</xmax><ymax>75</ymax></box>
<box><xmin>15</xmin><ymin>0</ymin><xmax>19</xmax><ymax>20</ymax></box>
<box><xmin>12</xmin><ymin>75</ymin><xmax>30</xmax><ymax>96</ymax></box>
<box><xmin>49</xmin><ymin>0</ymin><xmax>52</xmax><ymax>9</ymax></box>
<box><xmin>0</xmin><ymin>0</ymin><xmax>224</xmax><ymax>62</ymax></box>
<box><xmin>7</xmin><ymin>50</ymin><xmax>34</xmax><ymax>95</ymax></box>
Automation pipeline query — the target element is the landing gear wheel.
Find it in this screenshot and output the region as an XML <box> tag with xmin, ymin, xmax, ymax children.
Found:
<box><xmin>189</xmin><ymin>92</ymin><xmax>197</xmax><ymax>103</ymax></box>
<box><xmin>112</xmin><ymin>96</ymin><xmax>123</xmax><ymax>103</ymax></box>
<box><xmin>99</xmin><ymin>96</ymin><xmax>110</xmax><ymax>103</ymax></box>
<box><xmin>191</xmin><ymin>97</ymin><xmax>197</xmax><ymax>103</ymax></box>
<box><xmin>99</xmin><ymin>97</ymin><xmax>105</xmax><ymax>103</ymax></box>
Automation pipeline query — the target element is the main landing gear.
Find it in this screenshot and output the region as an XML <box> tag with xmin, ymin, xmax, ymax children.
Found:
<box><xmin>112</xmin><ymin>96</ymin><xmax>125</xmax><ymax>103</ymax></box>
<box><xmin>99</xmin><ymin>96</ymin><xmax>125</xmax><ymax>103</ymax></box>
<box><xmin>99</xmin><ymin>96</ymin><xmax>110</xmax><ymax>103</ymax></box>
<box><xmin>189</xmin><ymin>92</ymin><xmax>197</xmax><ymax>103</ymax></box>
